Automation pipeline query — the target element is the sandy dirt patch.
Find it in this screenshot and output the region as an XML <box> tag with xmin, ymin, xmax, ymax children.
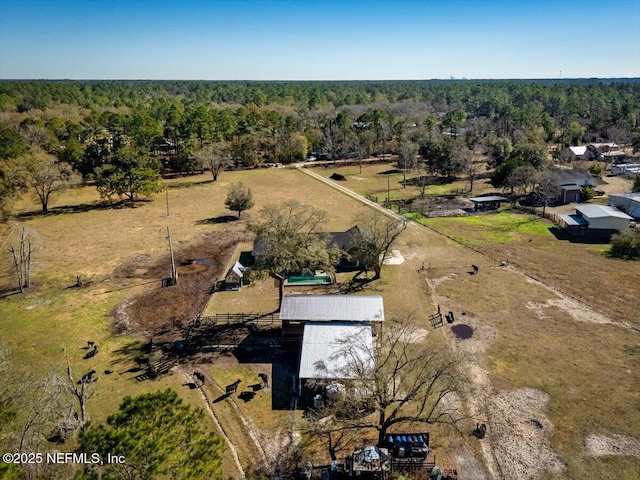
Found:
<box><xmin>585</xmin><ymin>433</ymin><xmax>640</xmax><ymax>458</ymax></box>
<box><xmin>487</xmin><ymin>388</ymin><xmax>564</xmax><ymax>480</ymax></box>
<box><xmin>382</xmin><ymin>249</ymin><xmax>405</xmax><ymax>265</ymax></box>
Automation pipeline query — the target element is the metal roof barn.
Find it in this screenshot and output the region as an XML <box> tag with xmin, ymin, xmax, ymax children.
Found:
<box><xmin>609</xmin><ymin>193</ymin><xmax>640</xmax><ymax>219</ymax></box>
<box><xmin>299</xmin><ymin>322</ymin><xmax>374</xmax><ymax>379</ymax></box>
<box><xmin>280</xmin><ymin>295</ymin><xmax>385</xmax><ymax>322</ymax></box>
<box><xmin>576</xmin><ymin>205</ymin><xmax>633</xmax><ymax>230</ymax></box>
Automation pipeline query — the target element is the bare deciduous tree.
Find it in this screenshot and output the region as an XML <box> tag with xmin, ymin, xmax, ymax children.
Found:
<box><xmin>303</xmin><ymin>318</ymin><xmax>469</xmax><ymax>452</ymax></box>
<box><xmin>398</xmin><ymin>141</ymin><xmax>418</xmax><ymax>188</ymax></box>
<box><xmin>7</xmin><ymin>226</ymin><xmax>38</xmax><ymax>293</ymax></box>
<box><xmin>194</xmin><ymin>142</ymin><xmax>232</xmax><ymax>181</ymax></box>
<box><xmin>533</xmin><ymin>169</ymin><xmax>561</xmax><ymax>218</ymax></box>
<box><xmin>60</xmin><ymin>348</ymin><xmax>95</xmax><ymax>427</ymax></box>
<box><xmin>352</xmin><ymin>211</ymin><xmax>406</xmax><ymax>280</ymax></box>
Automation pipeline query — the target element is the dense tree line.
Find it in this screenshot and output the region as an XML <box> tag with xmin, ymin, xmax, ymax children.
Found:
<box><xmin>1</xmin><ymin>79</ymin><xmax>639</xmax><ymax>219</ymax></box>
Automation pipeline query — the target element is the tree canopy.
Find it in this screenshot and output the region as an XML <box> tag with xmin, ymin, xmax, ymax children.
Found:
<box><xmin>93</xmin><ymin>143</ymin><xmax>162</xmax><ymax>206</ymax></box>
<box><xmin>247</xmin><ymin>201</ymin><xmax>340</xmax><ymax>304</ymax></box>
<box><xmin>225</xmin><ymin>182</ymin><xmax>254</xmax><ymax>218</ymax></box>
<box><xmin>351</xmin><ymin>211</ymin><xmax>406</xmax><ymax>280</ymax></box>
<box><xmin>77</xmin><ymin>389</ymin><xmax>225</xmax><ymax>480</ymax></box>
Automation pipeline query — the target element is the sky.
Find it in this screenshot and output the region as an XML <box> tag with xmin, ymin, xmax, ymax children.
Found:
<box><xmin>1</xmin><ymin>0</ymin><xmax>639</xmax><ymax>80</ymax></box>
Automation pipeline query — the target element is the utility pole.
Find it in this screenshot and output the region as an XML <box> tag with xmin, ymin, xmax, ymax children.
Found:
<box><xmin>167</xmin><ymin>226</ymin><xmax>177</xmax><ymax>285</ymax></box>
<box><xmin>387</xmin><ymin>173</ymin><xmax>390</xmax><ymax>204</ymax></box>
<box><xmin>165</xmin><ymin>184</ymin><xmax>170</xmax><ymax>217</ymax></box>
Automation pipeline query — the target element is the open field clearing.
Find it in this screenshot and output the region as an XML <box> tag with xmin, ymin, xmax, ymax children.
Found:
<box><xmin>2</xmin><ymin>166</ymin><xmax>640</xmax><ymax>479</ymax></box>
<box><xmin>306</xmin><ymin>162</ymin><xmax>495</xmax><ymax>201</ymax></box>
<box><xmin>415</xmin><ymin>212</ymin><xmax>640</xmax><ymax>327</ymax></box>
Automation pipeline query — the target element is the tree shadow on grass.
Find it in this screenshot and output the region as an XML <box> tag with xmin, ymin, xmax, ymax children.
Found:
<box><xmin>17</xmin><ymin>199</ymin><xmax>148</xmax><ymax>219</ymax></box>
<box><xmin>166</xmin><ymin>179</ymin><xmax>214</xmax><ymax>189</ymax></box>
<box><xmin>196</xmin><ymin>215</ymin><xmax>238</xmax><ymax>225</ymax></box>
<box><xmin>0</xmin><ymin>286</ymin><xmax>21</xmax><ymax>299</ymax></box>
<box><xmin>378</xmin><ymin>168</ymin><xmax>402</xmax><ymax>175</ymax></box>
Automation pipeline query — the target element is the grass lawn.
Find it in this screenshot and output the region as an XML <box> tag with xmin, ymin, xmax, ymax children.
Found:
<box><xmin>414</xmin><ymin>210</ymin><xmax>640</xmax><ymax>326</ymax></box>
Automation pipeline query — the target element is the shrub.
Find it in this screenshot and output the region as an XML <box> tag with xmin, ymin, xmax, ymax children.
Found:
<box><xmin>610</xmin><ymin>229</ymin><xmax>640</xmax><ymax>260</ymax></box>
<box><xmin>588</xmin><ymin>162</ymin><xmax>603</xmax><ymax>178</ymax></box>
<box><xmin>581</xmin><ymin>185</ymin><xmax>595</xmax><ymax>201</ymax></box>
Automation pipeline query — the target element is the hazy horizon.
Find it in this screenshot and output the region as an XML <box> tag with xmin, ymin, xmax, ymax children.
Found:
<box><xmin>1</xmin><ymin>0</ymin><xmax>639</xmax><ymax>81</ymax></box>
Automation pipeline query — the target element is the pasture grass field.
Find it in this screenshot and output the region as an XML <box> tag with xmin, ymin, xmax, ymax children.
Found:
<box><xmin>306</xmin><ymin>162</ymin><xmax>494</xmax><ymax>201</ymax></box>
<box><xmin>416</xmin><ymin>212</ymin><xmax>640</xmax><ymax>326</ymax></box>
<box><xmin>1</xmin><ymin>166</ymin><xmax>639</xmax><ymax>478</ymax></box>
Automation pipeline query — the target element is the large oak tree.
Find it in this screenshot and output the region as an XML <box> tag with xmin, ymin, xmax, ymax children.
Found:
<box><xmin>247</xmin><ymin>201</ymin><xmax>339</xmax><ymax>306</ymax></box>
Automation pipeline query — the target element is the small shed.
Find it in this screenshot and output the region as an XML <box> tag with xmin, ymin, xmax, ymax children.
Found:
<box><xmin>224</xmin><ymin>261</ymin><xmax>246</xmax><ymax>291</ymax></box>
<box><xmin>559</xmin><ymin>184</ymin><xmax>582</xmax><ymax>204</ymax></box>
<box><xmin>558</xmin><ymin>213</ymin><xmax>589</xmax><ymax>234</ymax></box>
<box><xmin>468</xmin><ymin>196</ymin><xmax>508</xmax><ymax>211</ymax></box>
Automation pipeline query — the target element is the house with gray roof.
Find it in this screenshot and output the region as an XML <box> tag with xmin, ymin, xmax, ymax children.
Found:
<box><xmin>554</xmin><ymin>168</ymin><xmax>606</xmax><ymax>204</ymax></box>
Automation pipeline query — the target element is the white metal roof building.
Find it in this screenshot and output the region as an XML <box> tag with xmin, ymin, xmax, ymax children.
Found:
<box><xmin>568</xmin><ymin>146</ymin><xmax>588</xmax><ymax>157</ymax></box>
<box><xmin>298</xmin><ymin>322</ymin><xmax>374</xmax><ymax>380</ymax></box>
<box><xmin>609</xmin><ymin>193</ymin><xmax>640</xmax><ymax>219</ymax></box>
<box><xmin>575</xmin><ymin>205</ymin><xmax>633</xmax><ymax>230</ymax></box>
<box><xmin>280</xmin><ymin>295</ymin><xmax>385</xmax><ymax>323</ymax></box>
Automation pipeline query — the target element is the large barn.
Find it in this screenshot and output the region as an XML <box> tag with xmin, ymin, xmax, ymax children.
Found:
<box><xmin>279</xmin><ymin>294</ymin><xmax>384</xmax><ymax>396</ymax></box>
<box><xmin>559</xmin><ymin>204</ymin><xmax>633</xmax><ymax>236</ymax></box>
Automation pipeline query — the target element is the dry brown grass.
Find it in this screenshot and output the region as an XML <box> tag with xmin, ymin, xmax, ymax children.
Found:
<box><xmin>3</xmin><ymin>166</ymin><xmax>639</xmax><ymax>478</ymax></box>
<box><xmin>306</xmin><ymin>162</ymin><xmax>495</xmax><ymax>201</ymax></box>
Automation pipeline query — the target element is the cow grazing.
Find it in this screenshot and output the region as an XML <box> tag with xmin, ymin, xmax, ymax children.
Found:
<box><xmin>472</xmin><ymin>264</ymin><xmax>479</xmax><ymax>274</ymax></box>
<box><xmin>135</xmin><ymin>357</ymin><xmax>150</xmax><ymax>368</ymax></box>
<box><xmin>79</xmin><ymin>370</ymin><xmax>96</xmax><ymax>384</ymax></box>
<box><xmin>472</xmin><ymin>423</ymin><xmax>487</xmax><ymax>439</ymax></box>
<box><xmin>83</xmin><ymin>345</ymin><xmax>98</xmax><ymax>359</ymax></box>
<box><xmin>141</xmin><ymin>338</ymin><xmax>153</xmax><ymax>354</ymax></box>
<box><xmin>258</xmin><ymin>373</ymin><xmax>269</xmax><ymax>388</ymax></box>
<box><xmin>226</xmin><ymin>379</ymin><xmax>242</xmax><ymax>394</ymax></box>
<box><xmin>193</xmin><ymin>371</ymin><xmax>205</xmax><ymax>385</ymax></box>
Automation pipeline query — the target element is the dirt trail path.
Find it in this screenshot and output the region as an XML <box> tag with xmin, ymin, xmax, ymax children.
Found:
<box><xmin>179</xmin><ymin>368</ymin><xmax>246</xmax><ymax>479</ymax></box>
<box><xmin>297</xmin><ymin>167</ymin><xmax>407</xmax><ymax>223</ymax></box>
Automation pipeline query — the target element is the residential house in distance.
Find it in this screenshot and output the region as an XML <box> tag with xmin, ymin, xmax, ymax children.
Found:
<box><xmin>555</xmin><ymin>168</ymin><xmax>605</xmax><ymax>204</ymax></box>
<box><xmin>328</xmin><ymin>225</ymin><xmax>363</xmax><ymax>270</ymax></box>
<box><xmin>558</xmin><ymin>204</ymin><xmax>633</xmax><ymax>237</ymax></box>
<box><xmin>608</xmin><ymin>193</ymin><xmax>640</xmax><ymax>219</ymax></box>
<box><xmin>564</xmin><ymin>143</ymin><xmax>623</xmax><ymax>163</ymax></box>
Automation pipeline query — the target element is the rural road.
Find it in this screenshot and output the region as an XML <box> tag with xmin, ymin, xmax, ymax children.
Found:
<box><xmin>296</xmin><ymin>166</ymin><xmax>407</xmax><ymax>223</ymax></box>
